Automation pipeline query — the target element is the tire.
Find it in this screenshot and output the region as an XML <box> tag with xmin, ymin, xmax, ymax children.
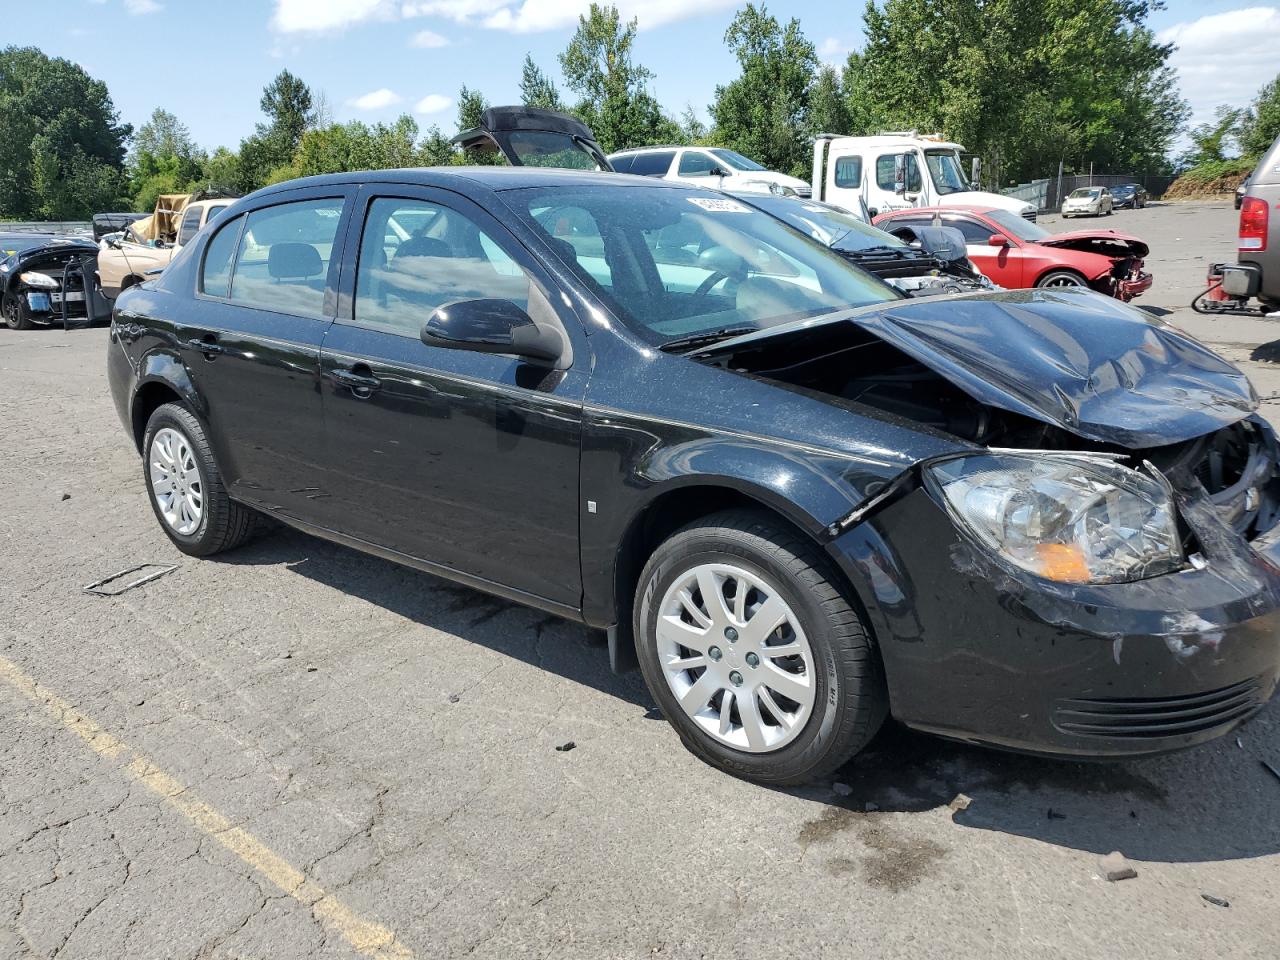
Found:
<box><xmin>142</xmin><ymin>402</ymin><xmax>260</xmax><ymax>556</ymax></box>
<box><xmin>2</xmin><ymin>292</ymin><xmax>33</xmax><ymax>331</ymax></box>
<box><xmin>634</xmin><ymin>509</ymin><xmax>887</xmax><ymax>785</ymax></box>
<box><xmin>1036</xmin><ymin>269</ymin><xmax>1088</xmax><ymax>290</ymax></box>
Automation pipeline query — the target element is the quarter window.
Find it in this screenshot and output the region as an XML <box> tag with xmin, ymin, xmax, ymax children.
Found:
<box><xmin>678</xmin><ymin>151</ymin><xmax>718</xmax><ymax>177</ymax></box>
<box><xmin>177</xmin><ymin>206</ymin><xmax>203</xmax><ymax>247</ymax></box>
<box><xmin>833</xmin><ymin>156</ymin><xmax>862</xmax><ymax>189</ymax></box>
<box><xmin>353</xmin><ymin>197</ymin><xmax>532</xmax><ymax>337</ymax></box>
<box><xmin>227</xmin><ymin>198</ymin><xmax>344</xmax><ymax>317</ymax></box>
<box><xmin>200</xmin><ymin>215</ymin><xmax>242</xmax><ymax>298</ymax></box>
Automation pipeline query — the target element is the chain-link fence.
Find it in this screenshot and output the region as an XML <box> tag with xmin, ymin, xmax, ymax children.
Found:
<box><xmin>1004</xmin><ymin>174</ymin><xmax>1177</xmax><ymax>212</ymax></box>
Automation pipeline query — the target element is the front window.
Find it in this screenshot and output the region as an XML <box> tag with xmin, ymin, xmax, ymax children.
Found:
<box><xmin>924</xmin><ymin>149</ymin><xmax>971</xmax><ymax>195</ymax></box>
<box><xmin>678</xmin><ymin>152</ymin><xmax>719</xmax><ymax>177</ymax></box>
<box><xmin>985</xmin><ymin>209</ymin><xmax>1050</xmax><ymax>242</ymax></box>
<box><xmin>511</xmin><ymin>185</ymin><xmax>896</xmax><ymax>347</ymax></box>
<box><xmin>709</xmin><ymin>148</ymin><xmax>766</xmax><ymax>172</ymax></box>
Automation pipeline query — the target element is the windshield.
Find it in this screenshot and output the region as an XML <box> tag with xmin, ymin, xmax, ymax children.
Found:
<box><xmin>510</xmin><ymin>185</ymin><xmax>896</xmax><ymax>346</ymax></box>
<box><xmin>986</xmin><ymin>209</ymin><xmax>1050</xmax><ymax>242</ymax></box>
<box><xmin>1069</xmin><ymin>188</ymin><xmax>1102</xmax><ymax>199</ymax></box>
<box><xmin>709</xmin><ymin>148</ymin><xmax>767</xmax><ymax>172</ymax></box>
<box><xmin>0</xmin><ymin>235</ymin><xmax>58</xmax><ymax>258</ymax></box>
<box><xmin>743</xmin><ymin>196</ymin><xmax>908</xmax><ymax>253</ymax></box>
<box><xmin>924</xmin><ymin>149</ymin><xmax>971</xmax><ymax>195</ymax></box>
<box><xmin>504</xmin><ymin>130</ymin><xmax>601</xmax><ymax>170</ymax></box>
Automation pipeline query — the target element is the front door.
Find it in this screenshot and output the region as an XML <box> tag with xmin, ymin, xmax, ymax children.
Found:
<box><xmin>943</xmin><ymin>214</ymin><xmax>1023</xmax><ymax>287</ymax></box>
<box><xmin>178</xmin><ymin>188</ymin><xmax>355</xmax><ymax>518</ymax></box>
<box><xmin>317</xmin><ymin>186</ymin><xmax>588</xmax><ymax>608</ymax></box>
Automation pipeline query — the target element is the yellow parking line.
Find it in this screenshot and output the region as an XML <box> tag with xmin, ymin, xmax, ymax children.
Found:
<box><xmin>0</xmin><ymin>655</ymin><xmax>414</xmax><ymax>959</ymax></box>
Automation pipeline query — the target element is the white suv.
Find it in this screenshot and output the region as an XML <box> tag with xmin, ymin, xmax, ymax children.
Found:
<box><xmin>608</xmin><ymin>146</ymin><xmax>811</xmax><ymax>197</ymax></box>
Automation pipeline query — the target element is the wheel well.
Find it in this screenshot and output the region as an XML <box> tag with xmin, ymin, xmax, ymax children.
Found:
<box><xmin>130</xmin><ymin>381</ymin><xmax>184</xmax><ymax>452</ymax></box>
<box><xmin>611</xmin><ymin>485</ymin><xmax>819</xmax><ymax>637</ymax></box>
<box><xmin>120</xmin><ymin>275</ymin><xmax>142</xmax><ymax>291</ymax></box>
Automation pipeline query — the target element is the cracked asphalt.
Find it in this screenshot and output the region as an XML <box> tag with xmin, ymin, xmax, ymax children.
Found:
<box><xmin>2</xmin><ymin>200</ymin><xmax>1279</xmax><ymax>959</ymax></box>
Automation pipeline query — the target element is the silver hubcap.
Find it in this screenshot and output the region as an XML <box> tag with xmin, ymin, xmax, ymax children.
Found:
<box><xmin>656</xmin><ymin>563</ymin><xmax>816</xmax><ymax>753</ymax></box>
<box><xmin>1045</xmin><ymin>274</ymin><xmax>1084</xmax><ymax>287</ymax></box>
<box><xmin>149</xmin><ymin>427</ymin><xmax>204</xmax><ymax>535</ymax></box>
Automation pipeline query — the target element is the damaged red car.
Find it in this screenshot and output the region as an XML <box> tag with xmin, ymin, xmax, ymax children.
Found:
<box><xmin>875</xmin><ymin>205</ymin><xmax>1152</xmax><ymax>302</ymax></box>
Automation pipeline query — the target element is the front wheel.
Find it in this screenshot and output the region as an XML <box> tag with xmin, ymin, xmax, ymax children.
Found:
<box><xmin>2</xmin><ymin>293</ymin><xmax>33</xmax><ymax>330</ymax></box>
<box><xmin>1037</xmin><ymin>269</ymin><xmax>1088</xmax><ymax>290</ymax></box>
<box><xmin>634</xmin><ymin>510</ymin><xmax>886</xmax><ymax>785</ymax></box>
<box><xmin>142</xmin><ymin>403</ymin><xmax>261</xmax><ymax>556</ymax></box>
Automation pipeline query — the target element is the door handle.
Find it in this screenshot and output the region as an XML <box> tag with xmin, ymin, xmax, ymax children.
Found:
<box><xmin>332</xmin><ymin>365</ymin><xmax>382</xmax><ymax>398</ymax></box>
<box><xmin>185</xmin><ymin>335</ymin><xmax>224</xmax><ymax>358</ymax></box>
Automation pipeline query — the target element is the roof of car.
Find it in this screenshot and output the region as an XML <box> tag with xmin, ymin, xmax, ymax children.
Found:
<box><xmin>247</xmin><ymin>166</ymin><xmax>695</xmax><ymax>198</ymax></box>
<box><xmin>609</xmin><ymin>146</ymin><xmax>696</xmax><ymax>155</ymax></box>
<box><xmin>877</xmin><ymin>205</ymin><xmax>1002</xmax><ymax>217</ymax></box>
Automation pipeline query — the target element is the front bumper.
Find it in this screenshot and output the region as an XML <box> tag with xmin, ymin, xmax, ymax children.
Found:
<box><xmin>1116</xmin><ymin>270</ymin><xmax>1153</xmax><ymax>301</ymax></box>
<box><xmin>832</xmin><ymin>485</ymin><xmax>1280</xmax><ymax>758</ymax></box>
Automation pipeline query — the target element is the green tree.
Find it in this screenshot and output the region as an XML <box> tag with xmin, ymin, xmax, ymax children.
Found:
<box><xmin>710</xmin><ymin>4</ymin><xmax>818</xmax><ymax>177</ymax></box>
<box><xmin>1240</xmin><ymin>73</ymin><xmax>1280</xmax><ymax>159</ymax></box>
<box><xmin>520</xmin><ymin>55</ymin><xmax>564</xmax><ymax>111</ymax></box>
<box><xmin>558</xmin><ymin>4</ymin><xmax>679</xmax><ymax>152</ymax></box>
<box><xmin>808</xmin><ymin>64</ymin><xmax>850</xmax><ymax>138</ymax></box>
<box><xmin>0</xmin><ymin>46</ymin><xmax>130</xmax><ymax>218</ymax></box>
<box><xmin>128</xmin><ymin>108</ymin><xmax>204</xmax><ymax>209</ymax></box>
<box><xmin>1181</xmin><ymin>106</ymin><xmax>1245</xmax><ymax>168</ymax></box>
<box><xmin>236</xmin><ymin>69</ymin><xmax>316</xmax><ymax>191</ymax></box>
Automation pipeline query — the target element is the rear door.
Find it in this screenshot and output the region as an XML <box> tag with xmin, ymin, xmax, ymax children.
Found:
<box><xmin>316</xmin><ymin>185</ymin><xmax>589</xmax><ymax>607</ymax></box>
<box><xmin>180</xmin><ymin>186</ymin><xmax>356</xmax><ymax>519</ymax></box>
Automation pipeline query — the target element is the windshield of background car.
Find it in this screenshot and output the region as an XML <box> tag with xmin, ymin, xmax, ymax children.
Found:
<box><xmin>924</xmin><ymin>150</ymin><xmax>971</xmax><ymax>195</ymax></box>
<box><xmin>510</xmin><ymin>185</ymin><xmax>896</xmax><ymax>344</ymax></box>
<box><xmin>506</xmin><ymin>130</ymin><xmax>600</xmax><ymax>170</ymax></box>
<box><xmin>709</xmin><ymin>148</ymin><xmax>766</xmax><ymax>172</ymax></box>
<box><xmin>1070</xmin><ymin>188</ymin><xmax>1101</xmax><ymax>199</ymax></box>
<box><xmin>749</xmin><ymin>197</ymin><xmax>908</xmax><ymax>253</ymax></box>
<box><xmin>986</xmin><ymin>209</ymin><xmax>1050</xmax><ymax>242</ymax></box>
<box><xmin>0</xmin><ymin>235</ymin><xmax>57</xmax><ymax>258</ymax></box>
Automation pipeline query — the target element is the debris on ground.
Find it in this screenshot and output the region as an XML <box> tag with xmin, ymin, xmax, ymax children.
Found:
<box><xmin>306</xmin><ymin>667</ymin><xmax>318</xmax><ymax>673</ymax></box>
<box><xmin>448</xmin><ymin>694</ymin><xmax>461</xmax><ymax>704</ymax></box>
<box><xmin>1237</xmin><ymin>736</ymin><xmax>1244</xmax><ymax>749</ymax></box>
<box><xmin>1100</xmin><ymin>851</ymin><xmax>1138</xmax><ymax>882</ymax></box>
<box><xmin>832</xmin><ymin>782</ymin><xmax>853</xmax><ymax>797</ymax></box>
<box><xmin>1201</xmin><ymin>894</ymin><xmax>1230</xmax><ymax>908</ymax></box>
<box><xmin>84</xmin><ymin>563</ymin><xmax>179</xmax><ymax>597</ymax></box>
<box><xmin>949</xmin><ymin>793</ymin><xmax>972</xmax><ymax>812</ymax></box>
<box><xmin>555</xmin><ymin>741</ymin><xmax>576</xmax><ymax>752</ymax></box>
<box><xmin>1047</xmin><ymin>808</ymin><xmax>1067</xmax><ymax>820</ymax></box>
<box><xmin>60</xmin><ymin>493</ymin><xmax>71</xmax><ymax>501</ymax></box>
<box><xmin>1261</xmin><ymin>759</ymin><xmax>1280</xmax><ymax>783</ymax></box>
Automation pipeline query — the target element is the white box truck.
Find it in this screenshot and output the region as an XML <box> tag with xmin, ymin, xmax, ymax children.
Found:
<box><xmin>812</xmin><ymin>132</ymin><xmax>1037</xmax><ymax>221</ymax></box>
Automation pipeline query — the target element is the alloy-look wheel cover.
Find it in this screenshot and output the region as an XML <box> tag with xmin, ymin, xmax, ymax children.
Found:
<box><xmin>149</xmin><ymin>427</ymin><xmax>204</xmax><ymax>536</ymax></box>
<box><xmin>1044</xmin><ymin>274</ymin><xmax>1085</xmax><ymax>288</ymax></box>
<box><xmin>656</xmin><ymin>562</ymin><xmax>816</xmax><ymax>752</ymax></box>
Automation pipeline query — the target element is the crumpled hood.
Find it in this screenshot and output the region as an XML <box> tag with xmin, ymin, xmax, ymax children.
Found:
<box><xmin>701</xmin><ymin>288</ymin><xmax>1256</xmax><ymax>449</ymax></box>
<box><xmin>1035</xmin><ymin>229</ymin><xmax>1149</xmax><ymax>259</ymax></box>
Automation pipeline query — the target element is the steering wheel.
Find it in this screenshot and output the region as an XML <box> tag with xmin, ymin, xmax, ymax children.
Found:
<box><xmin>692</xmin><ymin>271</ymin><xmax>733</xmax><ymax>299</ymax></box>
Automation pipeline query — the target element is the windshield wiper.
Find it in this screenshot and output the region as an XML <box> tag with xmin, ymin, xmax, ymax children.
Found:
<box><xmin>838</xmin><ymin>245</ymin><xmax>915</xmax><ymax>257</ymax></box>
<box><xmin>658</xmin><ymin>326</ymin><xmax>760</xmax><ymax>353</ymax></box>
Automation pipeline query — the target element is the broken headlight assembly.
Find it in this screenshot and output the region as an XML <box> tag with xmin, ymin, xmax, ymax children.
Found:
<box><xmin>927</xmin><ymin>453</ymin><xmax>1183</xmax><ymax>584</ymax></box>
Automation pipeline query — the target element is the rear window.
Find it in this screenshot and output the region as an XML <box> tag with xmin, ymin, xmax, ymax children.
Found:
<box><xmin>610</xmin><ymin>154</ymin><xmax>636</xmax><ymax>174</ymax></box>
<box><xmin>629</xmin><ymin>151</ymin><xmax>675</xmax><ymax>177</ymax></box>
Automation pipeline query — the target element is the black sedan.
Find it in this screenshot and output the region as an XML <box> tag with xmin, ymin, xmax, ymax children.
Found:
<box><xmin>1</xmin><ymin>235</ymin><xmax>106</xmax><ymax>330</ymax></box>
<box><xmin>107</xmin><ymin>168</ymin><xmax>1280</xmax><ymax>784</ymax></box>
<box><xmin>1111</xmin><ymin>183</ymin><xmax>1149</xmax><ymax>209</ymax></box>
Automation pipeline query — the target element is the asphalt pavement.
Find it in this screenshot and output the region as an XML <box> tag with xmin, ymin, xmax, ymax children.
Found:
<box><xmin>1</xmin><ymin>200</ymin><xmax>1278</xmax><ymax>959</ymax></box>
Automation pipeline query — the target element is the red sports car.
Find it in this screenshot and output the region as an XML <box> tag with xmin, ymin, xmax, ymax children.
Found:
<box><xmin>874</xmin><ymin>205</ymin><xmax>1153</xmax><ymax>302</ymax></box>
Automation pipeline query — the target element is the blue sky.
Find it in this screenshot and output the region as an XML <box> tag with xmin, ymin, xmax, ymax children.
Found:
<box><xmin>14</xmin><ymin>1</ymin><xmax>1280</xmax><ymax>155</ymax></box>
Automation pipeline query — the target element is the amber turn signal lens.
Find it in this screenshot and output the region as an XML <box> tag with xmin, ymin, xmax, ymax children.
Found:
<box><xmin>1034</xmin><ymin>543</ymin><xmax>1090</xmax><ymax>582</ymax></box>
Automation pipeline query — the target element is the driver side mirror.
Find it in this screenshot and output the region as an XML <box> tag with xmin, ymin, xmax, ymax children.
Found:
<box><xmin>988</xmin><ymin>234</ymin><xmax>1010</xmax><ymax>248</ymax></box>
<box><xmin>421</xmin><ymin>298</ymin><xmax>563</xmax><ymax>365</ymax></box>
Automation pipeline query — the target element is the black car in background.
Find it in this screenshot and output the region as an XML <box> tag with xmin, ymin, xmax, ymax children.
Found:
<box><xmin>1111</xmin><ymin>183</ymin><xmax>1149</xmax><ymax>209</ymax></box>
<box><xmin>108</xmin><ymin>168</ymin><xmax>1280</xmax><ymax>784</ymax></box>
<box><xmin>1</xmin><ymin>235</ymin><xmax>108</xmax><ymax>330</ymax></box>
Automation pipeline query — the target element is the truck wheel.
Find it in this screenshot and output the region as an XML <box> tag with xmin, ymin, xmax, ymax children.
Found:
<box><xmin>2</xmin><ymin>293</ymin><xmax>33</xmax><ymax>331</ymax></box>
<box><xmin>634</xmin><ymin>509</ymin><xmax>887</xmax><ymax>785</ymax></box>
<box><xmin>142</xmin><ymin>403</ymin><xmax>262</xmax><ymax>556</ymax></box>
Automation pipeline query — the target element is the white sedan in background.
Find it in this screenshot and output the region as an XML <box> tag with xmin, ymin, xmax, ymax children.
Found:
<box><xmin>1061</xmin><ymin>186</ymin><xmax>1114</xmax><ymax>218</ymax></box>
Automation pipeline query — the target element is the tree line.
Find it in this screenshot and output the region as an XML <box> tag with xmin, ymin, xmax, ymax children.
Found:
<box><xmin>1</xmin><ymin>1</ymin><xmax>1274</xmax><ymax>220</ymax></box>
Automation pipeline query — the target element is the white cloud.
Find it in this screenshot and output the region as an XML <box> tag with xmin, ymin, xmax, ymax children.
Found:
<box><xmin>348</xmin><ymin>88</ymin><xmax>403</xmax><ymax>110</ymax></box>
<box><xmin>409</xmin><ymin>29</ymin><xmax>450</xmax><ymax>47</ymax></box>
<box><xmin>125</xmin><ymin>0</ymin><xmax>163</xmax><ymax>14</ymax></box>
<box><xmin>272</xmin><ymin>0</ymin><xmax>397</xmax><ymax>34</ymax></box>
<box><xmin>478</xmin><ymin>0</ymin><xmax>739</xmax><ymax>32</ymax></box>
<box><xmin>1159</xmin><ymin>7</ymin><xmax>1280</xmax><ymax>133</ymax></box>
<box><xmin>415</xmin><ymin>93</ymin><xmax>452</xmax><ymax>114</ymax></box>
<box><xmin>817</xmin><ymin>37</ymin><xmax>850</xmax><ymax>65</ymax></box>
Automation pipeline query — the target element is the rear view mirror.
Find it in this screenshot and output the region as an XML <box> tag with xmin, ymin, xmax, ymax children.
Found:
<box><xmin>421</xmin><ymin>298</ymin><xmax>563</xmax><ymax>365</ymax></box>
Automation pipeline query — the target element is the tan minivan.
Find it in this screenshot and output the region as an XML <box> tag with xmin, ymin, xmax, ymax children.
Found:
<box><xmin>98</xmin><ymin>194</ymin><xmax>233</xmax><ymax>299</ymax></box>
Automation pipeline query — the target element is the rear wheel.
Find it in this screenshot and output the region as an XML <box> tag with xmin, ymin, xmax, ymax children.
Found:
<box><xmin>142</xmin><ymin>403</ymin><xmax>261</xmax><ymax>556</ymax></box>
<box><xmin>1037</xmin><ymin>269</ymin><xmax>1088</xmax><ymax>290</ymax></box>
<box><xmin>634</xmin><ymin>510</ymin><xmax>887</xmax><ymax>785</ymax></box>
<box><xmin>2</xmin><ymin>292</ymin><xmax>33</xmax><ymax>330</ymax></box>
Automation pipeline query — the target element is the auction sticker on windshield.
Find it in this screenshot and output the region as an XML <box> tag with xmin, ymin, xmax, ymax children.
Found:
<box><xmin>687</xmin><ymin>197</ymin><xmax>749</xmax><ymax>213</ymax></box>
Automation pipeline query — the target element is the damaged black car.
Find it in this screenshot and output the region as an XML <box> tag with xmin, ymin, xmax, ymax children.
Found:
<box><xmin>2</xmin><ymin>235</ymin><xmax>110</xmax><ymax>330</ymax></box>
<box><xmin>108</xmin><ymin>170</ymin><xmax>1280</xmax><ymax>785</ymax></box>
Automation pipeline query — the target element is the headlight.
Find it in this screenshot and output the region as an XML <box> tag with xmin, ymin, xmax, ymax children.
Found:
<box><xmin>19</xmin><ymin>271</ymin><xmax>58</xmax><ymax>289</ymax></box>
<box><xmin>927</xmin><ymin>453</ymin><xmax>1182</xmax><ymax>583</ymax></box>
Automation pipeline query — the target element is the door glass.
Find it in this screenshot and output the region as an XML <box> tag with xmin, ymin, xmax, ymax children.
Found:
<box><xmin>177</xmin><ymin>206</ymin><xmax>203</xmax><ymax>247</ymax></box>
<box><xmin>353</xmin><ymin>197</ymin><xmax>533</xmax><ymax>337</ymax></box>
<box><xmin>228</xmin><ymin>198</ymin><xmax>344</xmax><ymax>317</ymax></box>
<box><xmin>630</xmin><ymin>151</ymin><xmax>676</xmax><ymax>176</ymax></box>
<box><xmin>875</xmin><ymin>153</ymin><xmax>922</xmax><ymax>193</ymax></box>
<box><xmin>833</xmin><ymin>156</ymin><xmax>862</xmax><ymax>188</ymax></box>
<box><xmin>678</xmin><ymin>152</ymin><xmax>718</xmax><ymax>177</ymax></box>
<box><xmin>201</xmin><ymin>215</ymin><xmax>241</xmax><ymax>298</ymax></box>
<box><xmin>947</xmin><ymin>218</ymin><xmax>1000</xmax><ymax>244</ymax></box>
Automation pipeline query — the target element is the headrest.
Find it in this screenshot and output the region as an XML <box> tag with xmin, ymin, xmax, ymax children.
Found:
<box><xmin>268</xmin><ymin>242</ymin><xmax>322</xmax><ymax>279</ymax></box>
<box><xmin>395</xmin><ymin>236</ymin><xmax>451</xmax><ymax>259</ymax></box>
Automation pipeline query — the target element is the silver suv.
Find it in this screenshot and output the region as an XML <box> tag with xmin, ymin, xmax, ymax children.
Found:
<box><xmin>1238</xmin><ymin>133</ymin><xmax>1280</xmax><ymax>312</ymax></box>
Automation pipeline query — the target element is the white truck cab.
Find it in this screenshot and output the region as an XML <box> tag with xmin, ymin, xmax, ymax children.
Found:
<box><xmin>812</xmin><ymin>132</ymin><xmax>1036</xmax><ymax>221</ymax></box>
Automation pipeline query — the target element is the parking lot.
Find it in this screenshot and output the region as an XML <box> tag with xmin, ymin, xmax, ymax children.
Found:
<box><xmin>2</xmin><ymin>200</ymin><xmax>1279</xmax><ymax>959</ymax></box>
